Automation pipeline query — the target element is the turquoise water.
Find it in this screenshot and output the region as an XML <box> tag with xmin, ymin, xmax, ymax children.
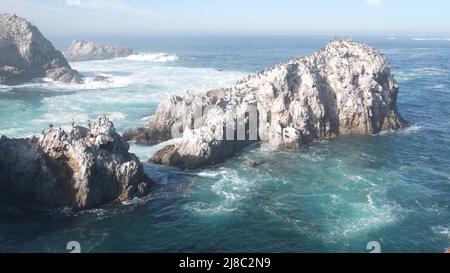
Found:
<box><xmin>0</xmin><ymin>36</ymin><xmax>449</xmax><ymax>253</ymax></box>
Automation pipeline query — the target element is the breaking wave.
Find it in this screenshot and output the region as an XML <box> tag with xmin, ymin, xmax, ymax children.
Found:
<box><xmin>412</xmin><ymin>37</ymin><xmax>450</xmax><ymax>42</ymax></box>
<box><xmin>126</xmin><ymin>53</ymin><xmax>179</xmax><ymax>62</ymax></box>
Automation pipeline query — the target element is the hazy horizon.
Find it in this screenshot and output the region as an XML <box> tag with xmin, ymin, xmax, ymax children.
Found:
<box><xmin>1</xmin><ymin>0</ymin><xmax>450</xmax><ymax>37</ymax></box>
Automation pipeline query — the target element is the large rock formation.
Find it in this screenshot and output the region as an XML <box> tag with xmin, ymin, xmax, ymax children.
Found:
<box><xmin>0</xmin><ymin>14</ymin><xmax>82</xmax><ymax>85</ymax></box>
<box><xmin>64</xmin><ymin>40</ymin><xmax>135</xmax><ymax>62</ymax></box>
<box><xmin>126</xmin><ymin>40</ymin><xmax>407</xmax><ymax>169</ymax></box>
<box><xmin>0</xmin><ymin>116</ymin><xmax>153</xmax><ymax>210</ymax></box>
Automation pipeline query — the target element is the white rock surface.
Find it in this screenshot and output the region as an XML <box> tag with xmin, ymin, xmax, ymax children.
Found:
<box><xmin>144</xmin><ymin>40</ymin><xmax>406</xmax><ymax>169</ymax></box>
<box><xmin>0</xmin><ymin>116</ymin><xmax>152</xmax><ymax>210</ymax></box>
<box><xmin>64</xmin><ymin>40</ymin><xmax>135</xmax><ymax>62</ymax></box>
<box><xmin>0</xmin><ymin>14</ymin><xmax>82</xmax><ymax>85</ymax></box>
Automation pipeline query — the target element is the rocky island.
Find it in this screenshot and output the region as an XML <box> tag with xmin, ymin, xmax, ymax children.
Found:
<box><xmin>125</xmin><ymin>40</ymin><xmax>407</xmax><ymax>169</ymax></box>
<box><xmin>64</xmin><ymin>40</ymin><xmax>135</xmax><ymax>62</ymax></box>
<box><xmin>0</xmin><ymin>116</ymin><xmax>152</xmax><ymax>210</ymax></box>
<box><xmin>0</xmin><ymin>14</ymin><xmax>82</xmax><ymax>85</ymax></box>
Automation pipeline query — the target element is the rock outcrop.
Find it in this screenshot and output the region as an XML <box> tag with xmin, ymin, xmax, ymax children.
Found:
<box><xmin>127</xmin><ymin>40</ymin><xmax>407</xmax><ymax>169</ymax></box>
<box><xmin>0</xmin><ymin>14</ymin><xmax>82</xmax><ymax>85</ymax></box>
<box><xmin>123</xmin><ymin>95</ymin><xmax>198</xmax><ymax>145</ymax></box>
<box><xmin>0</xmin><ymin>116</ymin><xmax>153</xmax><ymax>210</ymax></box>
<box><xmin>64</xmin><ymin>40</ymin><xmax>135</xmax><ymax>62</ymax></box>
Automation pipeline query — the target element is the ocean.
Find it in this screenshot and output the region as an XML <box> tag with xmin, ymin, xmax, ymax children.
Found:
<box><xmin>0</xmin><ymin>35</ymin><xmax>449</xmax><ymax>253</ymax></box>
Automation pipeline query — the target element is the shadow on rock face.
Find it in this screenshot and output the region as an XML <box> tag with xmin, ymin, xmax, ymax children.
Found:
<box><xmin>0</xmin><ymin>14</ymin><xmax>82</xmax><ymax>85</ymax></box>
<box><xmin>126</xmin><ymin>40</ymin><xmax>407</xmax><ymax>170</ymax></box>
<box><xmin>0</xmin><ymin>116</ymin><xmax>155</xmax><ymax>213</ymax></box>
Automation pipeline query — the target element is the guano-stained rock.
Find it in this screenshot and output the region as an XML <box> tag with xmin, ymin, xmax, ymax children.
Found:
<box><xmin>126</xmin><ymin>40</ymin><xmax>406</xmax><ymax>169</ymax></box>
<box><xmin>0</xmin><ymin>116</ymin><xmax>153</xmax><ymax>210</ymax></box>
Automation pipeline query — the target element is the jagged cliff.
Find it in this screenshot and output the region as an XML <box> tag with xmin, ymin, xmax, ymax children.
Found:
<box><xmin>0</xmin><ymin>116</ymin><xmax>152</xmax><ymax>210</ymax></box>
<box><xmin>125</xmin><ymin>40</ymin><xmax>406</xmax><ymax>169</ymax></box>
<box><xmin>0</xmin><ymin>14</ymin><xmax>82</xmax><ymax>85</ymax></box>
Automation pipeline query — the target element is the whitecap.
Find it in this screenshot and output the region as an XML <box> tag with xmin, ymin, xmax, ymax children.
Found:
<box><xmin>378</xmin><ymin>124</ymin><xmax>424</xmax><ymax>136</ymax></box>
<box><xmin>197</xmin><ymin>171</ymin><xmax>223</xmax><ymax>178</ymax></box>
<box><xmin>299</xmin><ymin>151</ymin><xmax>325</xmax><ymax>163</ymax></box>
<box><xmin>432</xmin><ymin>84</ymin><xmax>447</xmax><ymax>89</ymax></box>
<box><xmin>183</xmin><ymin>202</ymin><xmax>236</xmax><ymax>215</ymax></box>
<box><xmin>211</xmin><ymin>170</ymin><xmax>256</xmax><ymax>203</ymax></box>
<box><xmin>4</xmin><ymin>75</ymin><xmax>134</xmax><ymax>91</ymax></box>
<box><xmin>109</xmin><ymin>112</ymin><xmax>127</xmax><ymax>121</ymax></box>
<box><xmin>367</xmin><ymin>192</ymin><xmax>375</xmax><ymax>209</ymax></box>
<box><xmin>127</xmin><ymin>53</ymin><xmax>179</xmax><ymax>62</ymax></box>
<box><xmin>0</xmin><ymin>85</ymin><xmax>13</xmax><ymax>92</ymax></box>
<box><xmin>183</xmin><ymin>169</ymin><xmax>260</xmax><ymax>216</ymax></box>
<box><xmin>80</xmin><ymin>75</ymin><xmax>134</xmax><ymax>89</ymax></box>
<box><xmin>432</xmin><ymin>225</ymin><xmax>450</xmax><ymax>239</ymax></box>
<box><xmin>340</xmin><ymin>201</ymin><xmax>402</xmax><ymax>238</ymax></box>
<box><xmin>412</xmin><ymin>38</ymin><xmax>450</xmax><ymax>42</ymax></box>
<box><xmin>349</xmin><ymin>175</ymin><xmax>377</xmax><ymax>187</ymax></box>
<box><xmin>395</xmin><ymin>68</ymin><xmax>448</xmax><ymax>81</ymax></box>
<box><xmin>398</xmin><ymin>125</ymin><xmax>424</xmax><ymax>134</ymax></box>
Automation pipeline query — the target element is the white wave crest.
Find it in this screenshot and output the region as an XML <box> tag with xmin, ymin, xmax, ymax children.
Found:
<box><xmin>183</xmin><ymin>168</ymin><xmax>262</xmax><ymax>216</ymax></box>
<box><xmin>0</xmin><ymin>85</ymin><xmax>13</xmax><ymax>92</ymax></box>
<box><xmin>197</xmin><ymin>171</ymin><xmax>223</xmax><ymax>178</ymax></box>
<box><xmin>127</xmin><ymin>53</ymin><xmax>179</xmax><ymax>62</ymax></box>
<box><xmin>399</xmin><ymin>125</ymin><xmax>424</xmax><ymax>134</ymax></box>
<box><xmin>432</xmin><ymin>84</ymin><xmax>447</xmax><ymax>89</ymax></box>
<box><xmin>412</xmin><ymin>38</ymin><xmax>450</xmax><ymax>42</ymax></box>
<box><xmin>378</xmin><ymin>125</ymin><xmax>424</xmax><ymax>136</ymax></box>
<box><xmin>3</xmin><ymin>75</ymin><xmax>134</xmax><ymax>91</ymax></box>
<box><xmin>432</xmin><ymin>225</ymin><xmax>450</xmax><ymax>239</ymax></box>
<box><xmin>109</xmin><ymin>112</ymin><xmax>127</xmax><ymax>121</ymax></box>
<box><xmin>211</xmin><ymin>171</ymin><xmax>255</xmax><ymax>203</ymax></box>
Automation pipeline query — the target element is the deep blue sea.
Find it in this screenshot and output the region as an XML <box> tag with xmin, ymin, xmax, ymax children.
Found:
<box><xmin>0</xmin><ymin>35</ymin><xmax>449</xmax><ymax>253</ymax></box>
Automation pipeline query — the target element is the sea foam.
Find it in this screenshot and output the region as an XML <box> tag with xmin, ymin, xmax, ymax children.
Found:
<box><xmin>412</xmin><ymin>38</ymin><xmax>450</xmax><ymax>42</ymax></box>
<box><xmin>126</xmin><ymin>53</ymin><xmax>179</xmax><ymax>62</ymax></box>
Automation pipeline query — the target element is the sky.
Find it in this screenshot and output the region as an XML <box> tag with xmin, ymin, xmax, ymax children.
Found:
<box><xmin>0</xmin><ymin>0</ymin><xmax>449</xmax><ymax>36</ymax></box>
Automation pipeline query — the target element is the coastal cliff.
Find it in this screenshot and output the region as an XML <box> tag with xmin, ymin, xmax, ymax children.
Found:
<box><xmin>64</xmin><ymin>40</ymin><xmax>135</xmax><ymax>62</ymax></box>
<box><xmin>125</xmin><ymin>40</ymin><xmax>406</xmax><ymax>169</ymax></box>
<box><xmin>0</xmin><ymin>14</ymin><xmax>82</xmax><ymax>85</ymax></box>
<box><xmin>0</xmin><ymin>116</ymin><xmax>152</xmax><ymax>210</ymax></box>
